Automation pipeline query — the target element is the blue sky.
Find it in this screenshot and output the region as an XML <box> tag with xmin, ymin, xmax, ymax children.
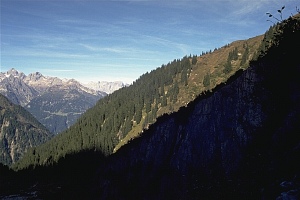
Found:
<box><xmin>1</xmin><ymin>0</ymin><xmax>298</xmax><ymax>83</ymax></box>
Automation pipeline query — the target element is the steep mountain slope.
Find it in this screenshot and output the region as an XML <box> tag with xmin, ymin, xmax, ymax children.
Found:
<box><xmin>0</xmin><ymin>94</ymin><xmax>53</xmax><ymax>166</ymax></box>
<box><xmin>12</xmin><ymin>32</ymin><xmax>263</xmax><ymax>169</ymax></box>
<box><xmin>0</xmin><ymin>69</ymin><xmax>107</xmax><ymax>134</ymax></box>
<box><xmin>114</xmin><ymin>35</ymin><xmax>263</xmax><ymax>151</ymax></box>
<box><xmin>94</xmin><ymin>14</ymin><xmax>300</xmax><ymax>199</ymax></box>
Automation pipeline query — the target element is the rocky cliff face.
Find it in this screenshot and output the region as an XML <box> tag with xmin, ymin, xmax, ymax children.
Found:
<box><xmin>0</xmin><ymin>69</ymin><xmax>106</xmax><ymax>106</ymax></box>
<box><xmin>96</xmin><ymin>16</ymin><xmax>300</xmax><ymax>199</ymax></box>
<box><xmin>0</xmin><ymin>74</ymin><xmax>38</xmax><ymax>106</ymax></box>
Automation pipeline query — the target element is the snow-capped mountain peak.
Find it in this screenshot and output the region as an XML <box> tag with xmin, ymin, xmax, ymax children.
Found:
<box><xmin>0</xmin><ymin>68</ymin><xmax>124</xmax><ymax>134</ymax></box>
<box><xmin>5</xmin><ymin>68</ymin><xmax>26</xmax><ymax>79</ymax></box>
<box><xmin>25</xmin><ymin>72</ymin><xmax>45</xmax><ymax>82</ymax></box>
<box><xmin>84</xmin><ymin>81</ymin><xmax>128</xmax><ymax>94</ymax></box>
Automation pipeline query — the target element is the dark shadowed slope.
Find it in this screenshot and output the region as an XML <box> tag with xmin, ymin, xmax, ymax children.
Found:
<box><xmin>95</xmin><ymin>14</ymin><xmax>300</xmax><ymax>199</ymax></box>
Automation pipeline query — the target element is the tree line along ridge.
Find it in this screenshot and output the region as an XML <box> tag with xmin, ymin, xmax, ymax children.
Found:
<box><xmin>12</xmin><ymin>26</ymin><xmax>265</xmax><ymax>170</ymax></box>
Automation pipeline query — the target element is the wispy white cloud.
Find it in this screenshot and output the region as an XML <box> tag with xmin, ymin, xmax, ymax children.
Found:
<box><xmin>230</xmin><ymin>1</ymin><xmax>269</xmax><ymax>15</ymax></box>
<box><xmin>218</xmin><ymin>0</ymin><xmax>296</xmax><ymax>19</ymax></box>
<box><xmin>4</xmin><ymin>0</ymin><xmax>298</xmax><ymax>83</ymax></box>
<box><xmin>79</xmin><ymin>44</ymin><xmax>135</xmax><ymax>54</ymax></box>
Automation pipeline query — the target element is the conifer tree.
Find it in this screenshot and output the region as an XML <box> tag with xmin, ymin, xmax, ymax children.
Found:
<box><xmin>203</xmin><ymin>73</ymin><xmax>211</xmax><ymax>88</ymax></box>
<box><xmin>161</xmin><ymin>95</ymin><xmax>167</xmax><ymax>107</ymax></box>
<box><xmin>192</xmin><ymin>55</ymin><xmax>197</xmax><ymax>65</ymax></box>
<box><xmin>135</xmin><ymin>109</ymin><xmax>142</xmax><ymax>124</ymax></box>
<box><xmin>223</xmin><ymin>61</ymin><xmax>232</xmax><ymax>74</ymax></box>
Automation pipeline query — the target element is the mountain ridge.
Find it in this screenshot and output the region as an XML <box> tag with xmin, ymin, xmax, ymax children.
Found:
<box><xmin>0</xmin><ymin>68</ymin><xmax>106</xmax><ymax>104</ymax></box>
<box><xmin>0</xmin><ymin>68</ymin><xmax>128</xmax><ymax>105</ymax></box>
<box><xmin>0</xmin><ymin>69</ymin><xmax>127</xmax><ymax>134</ymax></box>
<box><xmin>83</xmin><ymin>80</ymin><xmax>129</xmax><ymax>94</ymax></box>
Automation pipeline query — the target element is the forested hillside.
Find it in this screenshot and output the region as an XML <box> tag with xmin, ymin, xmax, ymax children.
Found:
<box><xmin>0</xmin><ymin>94</ymin><xmax>53</xmax><ymax>166</ymax></box>
<box><xmin>13</xmin><ymin>31</ymin><xmax>263</xmax><ymax>170</ymax></box>
<box><xmin>94</xmin><ymin>13</ymin><xmax>300</xmax><ymax>199</ymax></box>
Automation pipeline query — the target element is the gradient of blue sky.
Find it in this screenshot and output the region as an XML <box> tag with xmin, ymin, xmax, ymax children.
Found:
<box><xmin>1</xmin><ymin>0</ymin><xmax>298</xmax><ymax>83</ymax></box>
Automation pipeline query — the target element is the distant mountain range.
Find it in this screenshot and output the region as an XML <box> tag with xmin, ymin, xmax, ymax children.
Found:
<box><xmin>0</xmin><ymin>69</ymin><xmax>127</xmax><ymax>134</ymax></box>
<box><xmin>84</xmin><ymin>81</ymin><xmax>128</xmax><ymax>94</ymax></box>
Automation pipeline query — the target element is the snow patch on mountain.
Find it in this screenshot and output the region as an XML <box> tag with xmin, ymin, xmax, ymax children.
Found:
<box><xmin>84</xmin><ymin>81</ymin><xmax>128</xmax><ymax>94</ymax></box>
